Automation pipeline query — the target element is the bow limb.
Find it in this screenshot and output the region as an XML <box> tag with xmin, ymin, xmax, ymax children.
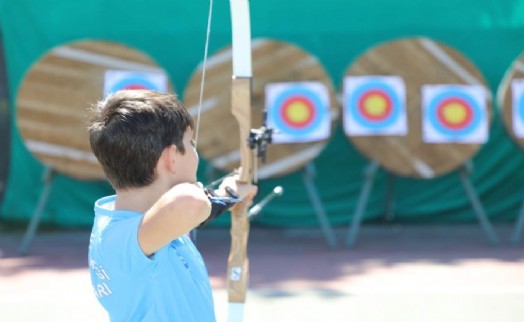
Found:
<box><xmin>227</xmin><ymin>0</ymin><xmax>253</xmax><ymax>321</ymax></box>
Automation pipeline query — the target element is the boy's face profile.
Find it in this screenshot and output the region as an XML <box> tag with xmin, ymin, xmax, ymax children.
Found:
<box><xmin>171</xmin><ymin>127</ymin><xmax>199</xmax><ymax>185</ymax></box>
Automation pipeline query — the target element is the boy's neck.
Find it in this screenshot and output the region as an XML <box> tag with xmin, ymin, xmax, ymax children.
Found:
<box><xmin>114</xmin><ymin>181</ymin><xmax>169</xmax><ymax>214</ymax></box>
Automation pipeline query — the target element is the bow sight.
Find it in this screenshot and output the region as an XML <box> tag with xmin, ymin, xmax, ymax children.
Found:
<box><xmin>248</xmin><ymin>112</ymin><xmax>274</xmax><ymax>163</ymax></box>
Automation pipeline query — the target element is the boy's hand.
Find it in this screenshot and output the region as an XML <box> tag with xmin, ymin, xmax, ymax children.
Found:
<box><xmin>218</xmin><ymin>174</ymin><xmax>258</xmax><ymax>208</ymax></box>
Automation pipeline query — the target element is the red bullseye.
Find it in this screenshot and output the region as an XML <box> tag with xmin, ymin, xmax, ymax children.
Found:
<box><xmin>436</xmin><ymin>98</ymin><xmax>472</xmax><ymax>129</ymax></box>
<box><xmin>123</xmin><ymin>84</ymin><xmax>148</xmax><ymax>90</ymax></box>
<box><xmin>358</xmin><ymin>90</ymin><xmax>392</xmax><ymax>121</ymax></box>
<box><xmin>280</xmin><ymin>96</ymin><xmax>315</xmax><ymax>128</ymax></box>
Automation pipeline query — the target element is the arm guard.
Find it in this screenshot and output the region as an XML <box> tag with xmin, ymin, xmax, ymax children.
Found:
<box><xmin>197</xmin><ymin>188</ymin><xmax>241</xmax><ymax>229</ymax></box>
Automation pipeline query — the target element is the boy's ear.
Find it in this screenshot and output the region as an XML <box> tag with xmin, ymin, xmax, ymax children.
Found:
<box><xmin>160</xmin><ymin>145</ymin><xmax>178</xmax><ymax>173</ymax></box>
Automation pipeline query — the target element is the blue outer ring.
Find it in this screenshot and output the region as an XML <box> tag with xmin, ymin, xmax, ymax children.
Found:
<box><xmin>517</xmin><ymin>91</ymin><xmax>524</xmax><ymax>124</ymax></box>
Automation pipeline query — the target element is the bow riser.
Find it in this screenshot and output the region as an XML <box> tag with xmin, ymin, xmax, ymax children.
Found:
<box><xmin>227</xmin><ymin>77</ymin><xmax>254</xmax><ymax>306</ymax></box>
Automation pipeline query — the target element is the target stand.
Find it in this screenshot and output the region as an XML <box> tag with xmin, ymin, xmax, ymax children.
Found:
<box><xmin>511</xmin><ymin>200</ymin><xmax>524</xmax><ymax>243</ymax></box>
<box><xmin>342</xmin><ymin>37</ymin><xmax>498</xmax><ymax>247</ymax></box>
<box><xmin>185</xmin><ymin>39</ymin><xmax>339</xmax><ymax>248</ymax></box>
<box><xmin>497</xmin><ymin>49</ymin><xmax>524</xmax><ymax>244</ymax></box>
<box><xmin>301</xmin><ymin>163</ymin><xmax>338</xmax><ymax>248</ymax></box>
<box><xmin>16</xmin><ymin>39</ymin><xmax>172</xmax><ymax>255</ymax></box>
<box><xmin>18</xmin><ymin>167</ymin><xmax>55</xmax><ymax>255</ymax></box>
<box><xmin>346</xmin><ymin>161</ymin><xmax>498</xmax><ymax>247</ymax></box>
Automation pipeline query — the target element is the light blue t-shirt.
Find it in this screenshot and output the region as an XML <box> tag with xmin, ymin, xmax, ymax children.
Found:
<box><xmin>88</xmin><ymin>195</ymin><xmax>216</xmax><ymax>322</ymax></box>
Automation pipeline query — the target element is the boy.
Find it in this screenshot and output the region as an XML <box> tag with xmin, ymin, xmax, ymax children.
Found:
<box><xmin>87</xmin><ymin>90</ymin><xmax>257</xmax><ymax>321</ymax></box>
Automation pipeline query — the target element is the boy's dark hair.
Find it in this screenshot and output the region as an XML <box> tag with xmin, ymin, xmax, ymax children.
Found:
<box><xmin>88</xmin><ymin>90</ymin><xmax>194</xmax><ymax>190</ymax></box>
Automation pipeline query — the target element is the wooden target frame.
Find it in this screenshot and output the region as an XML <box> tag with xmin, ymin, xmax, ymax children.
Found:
<box><xmin>184</xmin><ymin>38</ymin><xmax>339</xmax><ymax>179</ymax></box>
<box><xmin>498</xmin><ymin>50</ymin><xmax>524</xmax><ymax>149</ymax></box>
<box><xmin>497</xmin><ymin>50</ymin><xmax>524</xmax><ymax>243</ymax></box>
<box><xmin>16</xmin><ymin>39</ymin><xmax>173</xmax><ymax>180</ymax></box>
<box><xmin>344</xmin><ymin>37</ymin><xmax>498</xmax><ymax>247</ymax></box>
<box><xmin>344</xmin><ymin>37</ymin><xmax>492</xmax><ymax>179</ymax></box>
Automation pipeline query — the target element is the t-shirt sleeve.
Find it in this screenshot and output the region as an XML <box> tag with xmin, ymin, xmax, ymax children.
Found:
<box><xmin>99</xmin><ymin>216</ymin><xmax>161</xmax><ymax>275</ymax></box>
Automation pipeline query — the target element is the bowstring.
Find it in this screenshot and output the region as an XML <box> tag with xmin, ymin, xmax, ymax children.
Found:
<box><xmin>191</xmin><ymin>0</ymin><xmax>213</xmax><ymax>244</ymax></box>
<box><xmin>194</xmin><ymin>0</ymin><xmax>214</xmax><ymax>148</ymax></box>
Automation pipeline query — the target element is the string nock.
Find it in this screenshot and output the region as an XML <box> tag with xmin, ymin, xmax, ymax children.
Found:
<box><xmin>248</xmin><ymin>126</ymin><xmax>274</xmax><ymax>162</ymax></box>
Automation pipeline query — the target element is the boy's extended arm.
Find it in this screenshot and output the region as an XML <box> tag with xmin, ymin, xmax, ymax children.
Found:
<box><xmin>137</xmin><ymin>183</ymin><xmax>211</xmax><ymax>256</ymax></box>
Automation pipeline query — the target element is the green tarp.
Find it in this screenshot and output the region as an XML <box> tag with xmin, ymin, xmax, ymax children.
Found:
<box><xmin>1</xmin><ymin>0</ymin><xmax>524</xmax><ymax>228</ymax></box>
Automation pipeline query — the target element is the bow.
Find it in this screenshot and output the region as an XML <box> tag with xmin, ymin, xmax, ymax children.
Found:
<box><xmin>227</xmin><ymin>0</ymin><xmax>253</xmax><ymax>321</ymax></box>
<box><xmin>196</xmin><ymin>1</ymin><xmax>274</xmax><ymax>319</ymax></box>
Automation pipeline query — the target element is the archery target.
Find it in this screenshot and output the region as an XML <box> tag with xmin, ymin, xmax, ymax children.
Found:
<box><xmin>104</xmin><ymin>70</ymin><xmax>168</xmax><ymax>96</ymax></box>
<box><xmin>15</xmin><ymin>39</ymin><xmax>172</xmax><ymax>179</ymax></box>
<box><xmin>511</xmin><ymin>78</ymin><xmax>524</xmax><ymax>138</ymax></box>
<box><xmin>266</xmin><ymin>82</ymin><xmax>331</xmax><ymax>143</ymax></box>
<box><xmin>422</xmin><ymin>84</ymin><xmax>488</xmax><ymax>143</ymax></box>
<box><xmin>343</xmin><ymin>76</ymin><xmax>407</xmax><ymax>136</ymax></box>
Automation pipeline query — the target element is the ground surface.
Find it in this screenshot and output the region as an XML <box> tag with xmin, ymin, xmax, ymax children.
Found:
<box><xmin>1</xmin><ymin>224</ymin><xmax>523</xmax><ymax>322</ymax></box>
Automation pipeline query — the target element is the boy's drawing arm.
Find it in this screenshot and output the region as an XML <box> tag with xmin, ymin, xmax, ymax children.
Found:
<box><xmin>137</xmin><ymin>183</ymin><xmax>211</xmax><ymax>256</ymax></box>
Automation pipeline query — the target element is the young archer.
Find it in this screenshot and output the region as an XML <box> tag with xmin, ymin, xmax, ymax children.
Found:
<box><xmin>88</xmin><ymin>89</ymin><xmax>257</xmax><ymax>322</ymax></box>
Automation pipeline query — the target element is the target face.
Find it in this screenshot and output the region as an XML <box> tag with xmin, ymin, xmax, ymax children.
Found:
<box><xmin>343</xmin><ymin>76</ymin><xmax>407</xmax><ymax>136</ymax></box>
<box><xmin>104</xmin><ymin>70</ymin><xmax>168</xmax><ymax>96</ymax></box>
<box><xmin>266</xmin><ymin>82</ymin><xmax>331</xmax><ymax>143</ymax></box>
<box><xmin>511</xmin><ymin>78</ymin><xmax>524</xmax><ymax>138</ymax></box>
<box><xmin>422</xmin><ymin>84</ymin><xmax>488</xmax><ymax>143</ymax></box>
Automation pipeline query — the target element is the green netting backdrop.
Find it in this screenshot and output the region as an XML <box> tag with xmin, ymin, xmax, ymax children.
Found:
<box><xmin>1</xmin><ymin>0</ymin><xmax>524</xmax><ymax>228</ymax></box>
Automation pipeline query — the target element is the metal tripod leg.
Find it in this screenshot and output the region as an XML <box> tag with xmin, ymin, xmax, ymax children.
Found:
<box><xmin>458</xmin><ymin>163</ymin><xmax>498</xmax><ymax>245</ymax></box>
<box><xmin>346</xmin><ymin>161</ymin><xmax>379</xmax><ymax>247</ymax></box>
<box><xmin>384</xmin><ymin>173</ymin><xmax>396</xmax><ymax>222</ymax></box>
<box><xmin>19</xmin><ymin>167</ymin><xmax>55</xmax><ymax>256</ymax></box>
<box><xmin>302</xmin><ymin>163</ymin><xmax>337</xmax><ymax>249</ymax></box>
<box><xmin>511</xmin><ymin>194</ymin><xmax>524</xmax><ymax>244</ymax></box>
